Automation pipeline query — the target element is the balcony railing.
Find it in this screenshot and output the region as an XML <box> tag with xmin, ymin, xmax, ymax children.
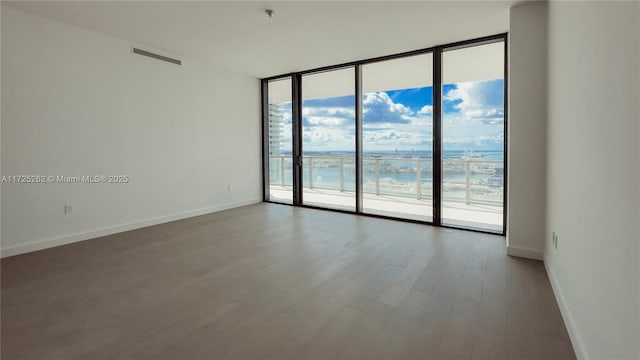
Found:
<box><xmin>269</xmin><ymin>155</ymin><xmax>503</xmax><ymax>206</ymax></box>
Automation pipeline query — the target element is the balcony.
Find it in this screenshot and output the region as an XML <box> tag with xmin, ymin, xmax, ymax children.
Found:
<box><xmin>268</xmin><ymin>155</ymin><xmax>504</xmax><ymax>232</ymax></box>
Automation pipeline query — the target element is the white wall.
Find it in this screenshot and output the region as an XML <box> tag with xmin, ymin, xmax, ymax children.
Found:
<box><xmin>1</xmin><ymin>7</ymin><xmax>262</xmax><ymax>256</ymax></box>
<box><xmin>507</xmin><ymin>1</ymin><xmax>548</xmax><ymax>260</ymax></box>
<box><xmin>0</xmin><ymin>4</ymin><xmax>3</xmax><ymax>252</ymax></box>
<box><xmin>545</xmin><ymin>2</ymin><xmax>640</xmax><ymax>359</ymax></box>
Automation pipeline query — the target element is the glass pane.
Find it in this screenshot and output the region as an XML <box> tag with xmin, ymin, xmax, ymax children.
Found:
<box><xmin>267</xmin><ymin>78</ymin><xmax>293</xmax><ymax>204</ymax></box>
<box><xmin>301</xmin><ymin>67</ymin><xmax>356</xmax><ymax>211</ymax></box>
<box><xmin>442</xmin><ymin>41</ymin><xmax>505</xmax><ymax>231</ymax></box>
<box><xmin>362</xmin><ymin>54</ymin><xmax>433</xmax><ymax>222</ymax></box>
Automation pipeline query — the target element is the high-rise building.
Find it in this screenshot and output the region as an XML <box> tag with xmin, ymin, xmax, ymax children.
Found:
<box><xmin>268</xmin><ymin>103</ymin><xmax>285</xmax><ymax>156</ymax></box>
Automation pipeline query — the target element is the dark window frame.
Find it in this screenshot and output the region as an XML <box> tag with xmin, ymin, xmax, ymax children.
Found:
<box><xmin>261</xmin><ymin>33</ymin><xmax>508</xmax><ymax>236</ymax></box>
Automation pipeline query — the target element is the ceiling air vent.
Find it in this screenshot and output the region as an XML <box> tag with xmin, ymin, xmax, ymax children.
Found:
<box><xmin>132</xmin><ymin>47</ymin><xmax>181</xmax><ymax>65</ymax></box>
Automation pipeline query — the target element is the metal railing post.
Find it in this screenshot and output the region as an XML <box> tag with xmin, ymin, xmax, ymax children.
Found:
<box><xmin>416</xmin><ymin>160</ymin><xmax>422</xmax><ymax>200</ymax></box>
<box><xmin>280</xmin><ymin>156</ymin><xmax>285</xmax><ymax>186</ymax></box>
<box><xmin>308</xmin><ymin>157</ymin><xmax>313</xmax><ymax>189</ymax></box>
<box><xmin>465</xmin><ymin>161</ymin><xmax>471</xmax><ymax>205</ymax></box>
<box><xmin>340</xmin><ymin>158</ymin><xmax>344</xmax><ymax>192</ymax></box>
<box><xmin>375</xmin><ymin>159</ymin><xmax>380</xmax><ymax>196</ymax></box>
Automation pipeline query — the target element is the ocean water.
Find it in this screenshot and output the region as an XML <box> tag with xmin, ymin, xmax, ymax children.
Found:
<box><xmin>269</xmin><ymin>150</ymin><xmax>504</xmax><ymax>203</ymax></box>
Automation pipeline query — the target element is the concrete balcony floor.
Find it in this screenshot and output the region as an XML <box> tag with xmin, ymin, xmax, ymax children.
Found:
<box><xmin>269</xmin><ymin>185</ymin><xmax>503</xmax><ymax>232</ymax></box>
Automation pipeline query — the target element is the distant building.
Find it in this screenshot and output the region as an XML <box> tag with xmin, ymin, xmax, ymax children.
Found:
<box><xmin>269</xmin><ymin>103</ymin><xmax>285</xmax><ymax>155</ymax></box>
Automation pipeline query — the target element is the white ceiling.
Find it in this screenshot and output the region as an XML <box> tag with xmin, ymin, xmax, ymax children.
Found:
<box><xmin>3</xmin><ymin>1</ymin><xmax>517</xmax><ymax>79</ymax></box>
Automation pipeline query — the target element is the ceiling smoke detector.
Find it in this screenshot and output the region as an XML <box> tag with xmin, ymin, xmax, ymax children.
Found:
<box><xmin>265</xmin><ymin>9</ymin><xmax>275</xmax><ymax>23</ymax></box>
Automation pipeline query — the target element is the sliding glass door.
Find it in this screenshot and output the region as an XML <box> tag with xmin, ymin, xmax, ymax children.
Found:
<box><xmin>262</xmin><ymin>34</ymin><xmax>506</xmax><ymax>234</ymax></box>
<box><xmin>264</xmin><ymin>78</ymin><xmax>293</xmax><ymax>204</ymax></box>
<box><xmin>301</xmin><ymin>68</ymin><xmax>356</xmax><ymax>211</ymax></box>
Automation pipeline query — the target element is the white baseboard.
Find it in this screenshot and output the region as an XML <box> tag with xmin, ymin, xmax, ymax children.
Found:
<box><xmin>544</xmin><ymin>261</ymin><xmax>587</xmax><ymax>360</ymax></box>
<box><xmin>0</xmin><ymin>198</ymin><xmax>261</xmax><ymax>258</ymax></box>
<box><xmin>506</xmin><ymin>244</ymin><xmax>543</xmax><ymax>260</ymax></box>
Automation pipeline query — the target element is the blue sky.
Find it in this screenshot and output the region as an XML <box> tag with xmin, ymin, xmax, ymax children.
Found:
<box><xmin>275</xmin><ymin>79</ymin><xmax>504</xmax><ymax>152</ymax></box>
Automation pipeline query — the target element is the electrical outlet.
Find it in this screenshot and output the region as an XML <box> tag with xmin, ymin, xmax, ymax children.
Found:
<box><xmin>552</xmin><ymin>231</ymin><xmax>558</xmax><ymax>250</ymax></box>
<box><xmin>227</xmin><ymin>184</ymin><xmax>232</xmax><ymax>191</ymax></box>
<box><xmin>64</xmin><ymin>204</ymin><xmax>73</xmax><ymax>215</ymax></box>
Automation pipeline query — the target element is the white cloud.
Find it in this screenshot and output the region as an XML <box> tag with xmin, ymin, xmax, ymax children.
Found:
<box><xmin>303</xmin><ymin>107</ymin><xmax>355</xmax><ymax>119</ymax></box>
<box><xmin>444</xmin><ymin>80</ymin><xmax>504</xmax><ymax>125</ymax></box>
<box><xmin>303</xmin><ymin>106</ymin><xmax>354</xmax><ymax>127</ymax></box>
<box><xmin>443</xmin><ymin>132</ymin><xmax>503</xmax><ymax>147</ymax></box>
<box><xmin>363</xmin><ymin>130</ymin><xmax>430</xmax><ymax>146</ymax></box>
<box><xmin>417</xmin><ymin>105</ymin><xmax>433</xmax><ymax>116</ymax></box>
<box><xmin>363</xmin><ymin>92</ymin><xmax>412</xmax><ymax>124</ymax></box>
<box><xmin>303</xmin><ymin>127</ymin><xmax>354</xmax><ymax>151</ymax></box>
<box><xmin>305</xmin><ymin>117</ymin><xmax>347</xmax><ymax>126</ymax></box>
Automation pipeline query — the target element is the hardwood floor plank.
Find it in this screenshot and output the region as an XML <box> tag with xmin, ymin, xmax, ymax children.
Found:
<box><xmin>437</xmin><ymin>237</ymin><xmax>490</xmax><ymax>359</ymax></box>
<box><xmin>364</xmin><ymin>290</ymin><xmax>431</xmax><ymax>359</ymax></box>
<box><xmin>294</xmin><ymin>305</ymin><xmax>364</xmax><ymax>359</ymax></box>
<box><xmin>506</xmin><ymin>257</ymin><xmax>546</xmax><ymax>359</ymax></box>
<box><xmin>333</xmin><ymin>301</ymin><xmax>396</xmax><ymax>360</ymax></box>
<box><xmin>377</xmin><ymin>244</ymin><xmax>434</xmax><ymax>307</ymax></box>
<box><xmin>402</xmin><ymin>239</ymin><xmax>472</xmax><ymax>359</ymax></box>
<box><xmin>472</xmin><ymin>233</ymin><xmax>508</xmax><ymax>360</ymax></box>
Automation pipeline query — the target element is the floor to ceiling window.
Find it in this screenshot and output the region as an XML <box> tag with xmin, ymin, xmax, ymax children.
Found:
<box><xmin>441</xmin><ymin>41</ymin><xmax>505</xmax><ymax>231</ymax></box>
<box><xmin>264</xmin><ymin>77</ymin><xmax>293</xmax><ymax>204</ymax></box>
<box><xmin>301</xmin><ymin>67</ymin><xmax>356</xmax><ymax>211</ymax></box>
<box><xmin>262</xmin><ymin>34</ymin><xmax>506</xmax><ymax>234</ymax></box>
<box><xmin>361</xmin><ymin>54</ymin><xmax>433</xmax><ymax>222</ymax></box>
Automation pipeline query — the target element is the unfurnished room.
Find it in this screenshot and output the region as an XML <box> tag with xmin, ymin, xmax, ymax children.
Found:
<box><xmin>1</xmin><ymin>1</ymin><xmax>639</xmax><ymax>359</ymax></box>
